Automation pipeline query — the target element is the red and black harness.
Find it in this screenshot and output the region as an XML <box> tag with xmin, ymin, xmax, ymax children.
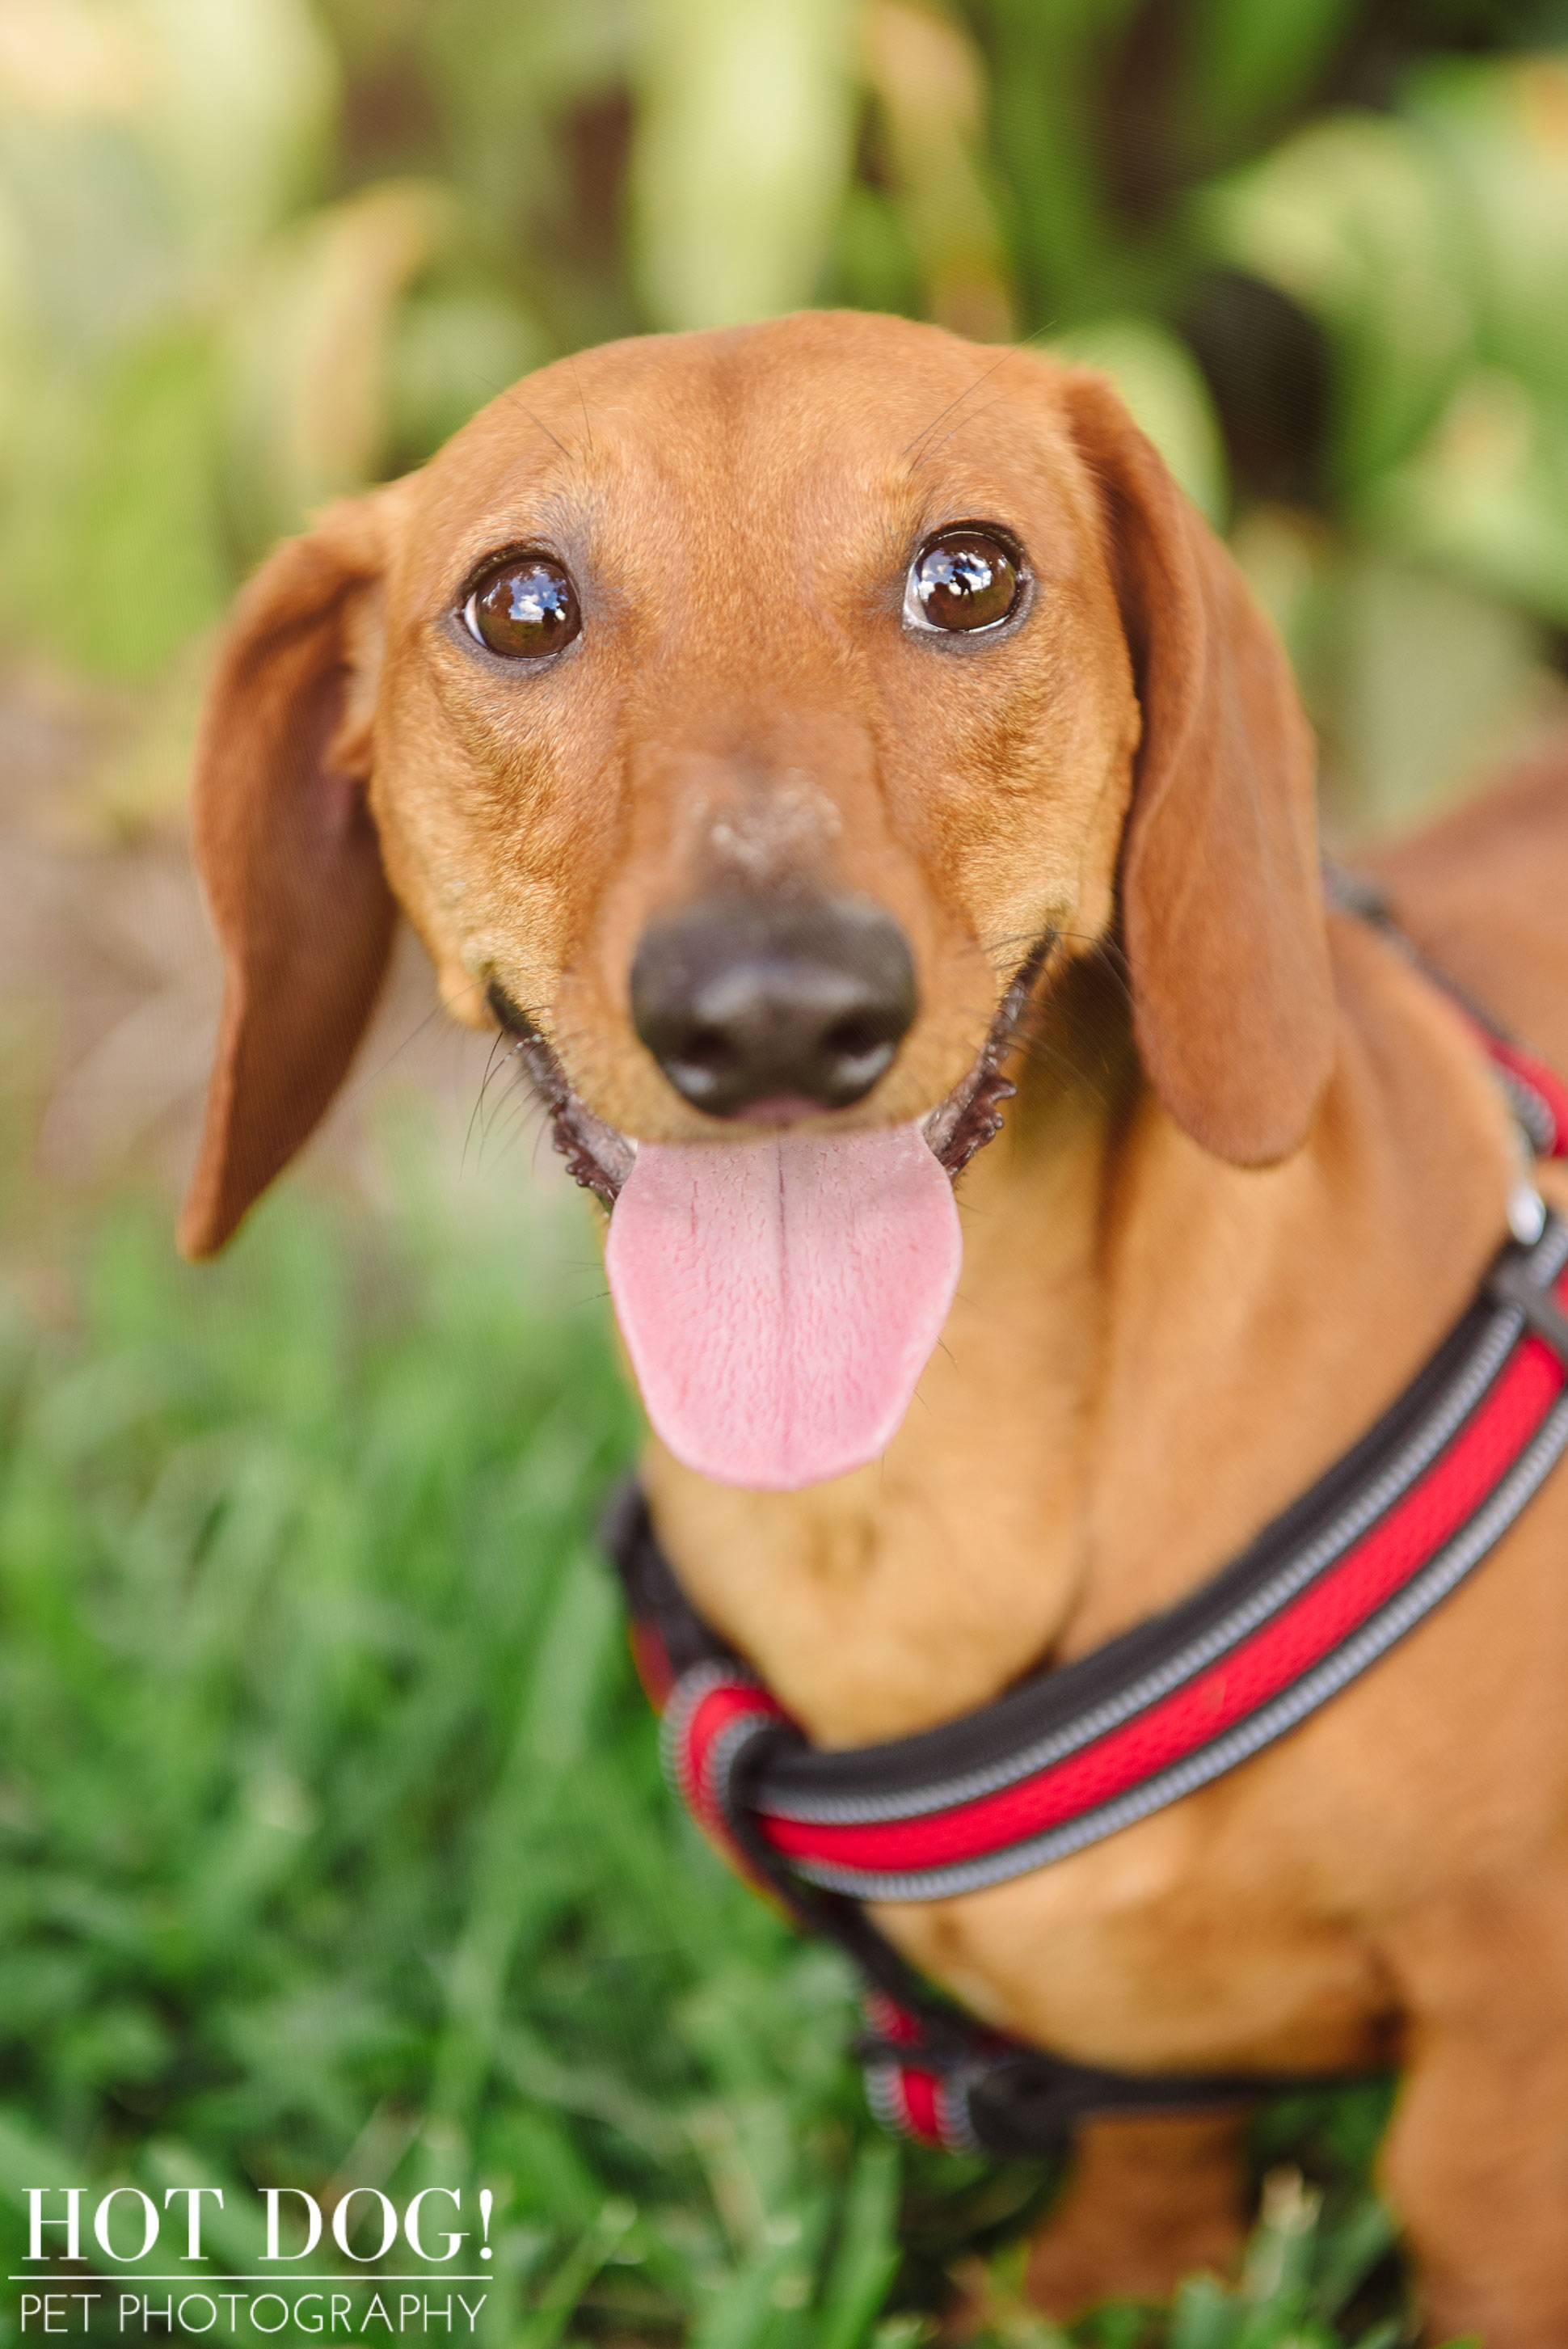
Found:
<box><xmin>602</xmin><ymin>881</ymin><xmax>1568</xmax><ymax>2158</ymax></box>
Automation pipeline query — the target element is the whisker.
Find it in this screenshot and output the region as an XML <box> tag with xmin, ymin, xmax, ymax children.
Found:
<box><xmin>568</xmin><ymin>353</ymin><xmax>595</xmax><ymax>461</ymax></box>
<box><xmin>476</xmin><ymin>1088</ymin><xmax>540</xmax><ymax>1179</ymax></box>
<box><xmin>529</xmin><ymin>1111</ymin><xmax>551</xmax><ymax>1183</ymax></box>
<box><xmin>460</xmin><ymin>369</ymin><xmax>579</xmax><ymax>467</ymax></box>
<box><xmin>1010</xmin><ymin>927</ymin><xmax>1134</xmax><ymax>1012</ymax></box>
<box><xmin>902</xmin><ymin>323</ymin><xmax>1056</xmax><ymax>470</ymax></box>
<box><xmin>338</xmin><ymin>1002</ymin><xmax>445</xmax><ymax>1104</ymax></box>
<box><xmin>904</xmin><ymin>349</ymin><xmax>1017</xmax><ymax>468</ymax></box>
<box><xmin>491</xmin><ymin>382</ymin><xmax>574</xmax><ymax>462</ymax></box>
<box><xmin>462</xmin><ymin>1031</ymin><xmax>511</xmax><ymax>1179</ymax></box>
<box><xmin>500</xmin><ymin>1110</ymin><xmax>542</xmax><ymax>1173</ymax></box>
<box><xmin>917</xmin><ymin>392</ymin><xmax>1011</xmax><ymax>468</ymax></box>
<box><xmin>1010</xmin><ymin>1031</ymin><xmax>1119</xmax><ymax>1102</ymax></box>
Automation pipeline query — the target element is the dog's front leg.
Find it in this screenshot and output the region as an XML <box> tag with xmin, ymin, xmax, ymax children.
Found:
<box><xmin>1022</xmin><ymin>2108</ymin><xmax>1252</xmax><ymax>2317</ymax></box>
<box><xmin>1379</xmin><ymin>1872</ymin><xmax>1568</xmax><ymax>2347</ymax></box>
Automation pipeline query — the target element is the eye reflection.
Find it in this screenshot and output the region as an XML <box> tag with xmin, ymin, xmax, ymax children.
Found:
<box><xmin>906</xmin><ymin>529</ymin><xmax>1022</xmax><ymax>635</ymax></box>
<box><xmin>462</xmin><ymin>555</ymin><xmax>580</xmax><ymax>659</ymax></box>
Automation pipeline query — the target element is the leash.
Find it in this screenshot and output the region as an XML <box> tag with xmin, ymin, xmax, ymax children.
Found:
<box><xmin>601</xmin><ymin>881</ymin><xmax>1568</xmax><ymax>2158</ymax></box>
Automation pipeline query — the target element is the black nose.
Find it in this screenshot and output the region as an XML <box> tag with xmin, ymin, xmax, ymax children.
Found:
<box><xmin>630</xmin><ymin>894</ymin><xmax>918</xmax><ymax>1117</ymax></box>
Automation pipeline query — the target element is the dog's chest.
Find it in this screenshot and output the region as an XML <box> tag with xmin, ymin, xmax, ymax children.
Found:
<box><xmin>648</xmin><ymin>1458</ymin><xmax>1392</xmax><ymax>2076</ymax></box>
<box><xmin>866</xmin><ymin>1758</ymin><xmax>1397</xmax><ymax>2075</ymax></box>
<box><xmin>643</xmin><ymin>1168</ymin><xmax>1105</xmax><ymax>1744</ymax></box>
<box><xmin>646</xmin><ymin>1434</ymin><xmax>1089</xmax><ymax>1747</ymax></box>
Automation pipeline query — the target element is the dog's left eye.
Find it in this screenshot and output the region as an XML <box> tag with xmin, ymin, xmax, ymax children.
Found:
<box><xmin>462</xmin><ymin>555</ymin><xmax>580</xmax><ymax>658</ymax></box>
<box><xmin>905</xmin><ymin>529</ymin><xmax>1022</xmax><ymax>635</ymax></box>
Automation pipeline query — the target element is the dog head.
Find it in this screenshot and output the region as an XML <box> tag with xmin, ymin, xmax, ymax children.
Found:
<box><xmin>179</xmin><ymin>311</ymin><xmax>1332</xmax><ymax>1487</ymax></box>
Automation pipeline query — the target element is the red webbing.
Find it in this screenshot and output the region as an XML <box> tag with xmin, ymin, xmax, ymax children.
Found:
<box><xmin>1479</xmin><ymin>1031</ymin><xmax>1568</xmax><ymax>1158</ymax></box>
<box><xmin>862</xmin><ymin>1994</ymin><xmax>974</xmax><ymax>2149</ymax></box>
<box><xmin>675</xmin><ymin>1678</ymin><xmax>789</xmax><ymax>1895</ymax></box>
<box><xmin>891</xmin><ymin>2063</ymin><xmax>944</xmax><ymax>2145</ymax></box>
<box><xmin>759</xmin><ymin>1314</ymin><xmax>1566</xmax><ymax>1880</ymax></box>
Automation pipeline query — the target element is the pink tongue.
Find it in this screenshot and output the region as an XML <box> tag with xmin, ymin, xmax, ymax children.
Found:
<box><xmin>604</xmin><ymin>1122</ymin><xmax>961</xmax><ymax>1490</ymax></box>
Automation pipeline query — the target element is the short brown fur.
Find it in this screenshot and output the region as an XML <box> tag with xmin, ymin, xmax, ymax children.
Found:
<box><xmin>182</xmin><ymin>313</ymin><xmax>1568</xmax><ymax>2346</ymax></box>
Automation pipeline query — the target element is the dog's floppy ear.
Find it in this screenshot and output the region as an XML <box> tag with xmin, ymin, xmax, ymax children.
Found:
<box><xmin>179</xmin><ymin>496</ymin><xmax>399</xmax><ymax>1259</ymax></box>
<box><xmin>1060</xmin><ymin>367</ymin><xmax>1334</xmax><ymax>1166</ymax></box>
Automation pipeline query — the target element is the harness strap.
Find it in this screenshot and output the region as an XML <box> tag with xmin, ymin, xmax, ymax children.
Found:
<box><xmin>1322</xmin><ymin>860</ymin><xmax>1568</xmax><ymax>1162</ymax></box>
<box><xmin>601</xmin><ymin>884</ymin><xmax>1568</xmax><ymax>2158</ymax></box>
<box><xmin>649</xmin><ymin>1216</ymin><xmax>1568</xmax><ymax>1909</ymax></box>
<box><xmin>606</xmin><ymin>1478</ymin><xmax>1347</xmax><ymax>2156</ymax></box>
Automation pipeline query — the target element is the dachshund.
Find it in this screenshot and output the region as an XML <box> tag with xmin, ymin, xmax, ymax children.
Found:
<box><xmin>179</xmin><ymin>311</ymin><xmax>1568</xmax><ymax>2346</ymax></box>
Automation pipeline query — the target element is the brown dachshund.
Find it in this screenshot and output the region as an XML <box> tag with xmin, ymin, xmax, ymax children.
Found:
<box><xmin>179</xmin><ymin>311</ymin><xmax>1568</xmax><ymax>2346</ymax></box>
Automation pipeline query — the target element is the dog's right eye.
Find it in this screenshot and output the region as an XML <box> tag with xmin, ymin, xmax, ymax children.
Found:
<box><xmin>905</xmin><ymin>528</ymin><xmax>1022</xmax><ymax>635</ymax></box>
<box><xmin>462</xmin><ymin>555</ymin><xmax>580</xmax><ymax>659</ymax></box>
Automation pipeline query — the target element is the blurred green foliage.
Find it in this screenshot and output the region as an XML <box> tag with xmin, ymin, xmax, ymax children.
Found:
<box><xmin>4</xmin><ymin>0</ymin><xmax>1568</xmax><ymax>828</ymax></box>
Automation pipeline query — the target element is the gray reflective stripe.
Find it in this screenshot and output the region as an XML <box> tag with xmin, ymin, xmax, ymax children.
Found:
<box><xmin>660</xmin><ymin>1659</ymin><xmax>765</xmax><ymax>1807</ymax></box>
<box><xmin>1495</xmin><ymin>1065</ymin><xmax>1558</xmax><ymax>1156</ymax></box>
<box><xmin>790</xmin><ymin>1389</ymin><xmax>1568</xmax><ymax>1902</ymax></box>
<box><xmin>761</xmin><ymin>1229</ymin><xmax>1568</xmax><ymax>1831</ymax></box>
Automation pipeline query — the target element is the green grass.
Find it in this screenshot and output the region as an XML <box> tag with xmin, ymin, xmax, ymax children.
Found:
<box><xmin>0</xmin><ymin>1150</ymin><xmax>1431</xmax><ymax>2345</ymax></box>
